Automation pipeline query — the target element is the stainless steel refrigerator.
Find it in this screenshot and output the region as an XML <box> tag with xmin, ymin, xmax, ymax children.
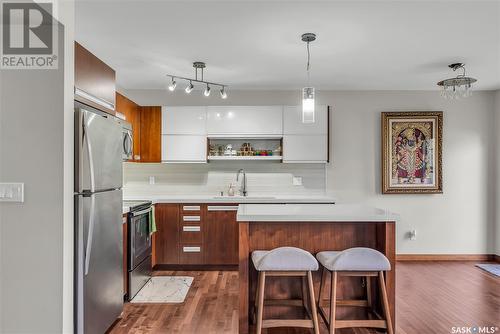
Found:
<box><xmin>74</xmin><ymin>103</ymin><xmax>123</xmax><ymax>334</ymax></box>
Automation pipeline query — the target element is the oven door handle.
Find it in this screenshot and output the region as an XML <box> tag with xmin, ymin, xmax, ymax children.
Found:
<box><xmin>132</xmin><ymin>207</ymin><xmax>152</xmax><ymax>217</ymax></box>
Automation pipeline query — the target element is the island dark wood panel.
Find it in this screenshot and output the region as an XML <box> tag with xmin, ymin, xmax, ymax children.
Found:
<box><xmin>238</xmin><ymin>221</ymin><xmax>396</xmax><ymax>334</ymax></box>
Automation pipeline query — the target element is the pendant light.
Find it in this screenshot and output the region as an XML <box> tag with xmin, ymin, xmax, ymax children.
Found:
<box><xmin>301</xmin><ymin>33</ymin><xmax>316</xmax><ymax>123</ymax></box>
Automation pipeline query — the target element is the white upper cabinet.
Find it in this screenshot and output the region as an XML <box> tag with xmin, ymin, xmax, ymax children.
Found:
<box><xmin>162</xmin><ymin>106</ymin><xmax>207</xmax><ymax>135</ymax></box>
<box><xmin>283</xmin><ymin>105</ymin><xmax>328</xmax><ymax>135</ymax></box>
<box><xmin>161</xmin><ymin>135</ymin><xmax>207</xmax><ymax>163</ymax></box>
<box><xmin>207</xmin><ymin>106</ymin><xmax>283</xmax><ymax>136</ymax></box>
<box><xmin>283</xmin><ymin>135</ymin><xmax>328</xmax><ymax>163</ymax></box>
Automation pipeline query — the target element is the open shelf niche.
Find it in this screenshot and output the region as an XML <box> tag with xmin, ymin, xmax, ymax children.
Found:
<box><xmin>207</xmin><ymin>137</ymin><xmax>282</xmax><ymax>161</ymax></box>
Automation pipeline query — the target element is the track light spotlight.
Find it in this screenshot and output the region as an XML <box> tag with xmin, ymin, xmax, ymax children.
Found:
<box><xmin>168</xmin><ymin>77</ymin><xmax>177</xmax><ymax>91</ymax></box>
<box><xmin>204</xmin><ymin>84</ymin><xmax>211</xmax><ymax>97</ymax></box>
<box><xmin>220</xmin><ymin>87</ymin><xmax>227</xmax><ymax>99</ymax></box>
<box><xmin>185</xmin><ymin>81</ymin><xmax>194</xmax><ymax>93</ymax></box>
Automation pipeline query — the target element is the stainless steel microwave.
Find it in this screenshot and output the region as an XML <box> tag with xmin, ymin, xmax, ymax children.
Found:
<box><xmin>117</xmin><ymin>119</ymin><xmax>133</xmax><ymax>161</ymax></box>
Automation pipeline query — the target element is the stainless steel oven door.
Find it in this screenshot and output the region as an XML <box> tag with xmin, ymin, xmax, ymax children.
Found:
<box><xmin>129</xmin><ymin>208</ymin><xmax>152</xmax><ymax>269</ymax></box>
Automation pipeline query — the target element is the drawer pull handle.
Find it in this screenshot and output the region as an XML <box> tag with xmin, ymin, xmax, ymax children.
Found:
<box><xmin>183</xmin><ymin>215</ymin><xmax>201</xmax><ymax>222</ymax></box>
<box><xmin>183</xmin><ymin>205</ymin><xmax>200</xmax><ymax>211</ymax></box>
<box><xmin>183</xmin><ymin>226</ymin><xmax>200</xmax><ymax>232</ymax></box>
<box><xmin>183</xmin><ymin>246</ymin><xmax>201</xmax><ymax>253</ymax></box>
<box><xmin>207</xmin><ymin>206</ymin><xmax>239</xmax><ymax>211</ymax></box>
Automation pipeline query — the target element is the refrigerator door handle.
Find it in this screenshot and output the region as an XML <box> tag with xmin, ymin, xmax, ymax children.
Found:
<box><xmin>84</xmin><ymin>195</ymin><xmax>96</xmax><ymax>275</ymax></box>
<box><xmin>83</xmin><ymin>113</ymin><xmax>96</xmax><ymax>193</ymax></box>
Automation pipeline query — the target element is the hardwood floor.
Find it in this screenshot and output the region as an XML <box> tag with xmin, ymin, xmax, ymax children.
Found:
<box><xmin>110</xmin><ymin>262</ymin><xmax>499</xmax><ymax>334</ymax></box>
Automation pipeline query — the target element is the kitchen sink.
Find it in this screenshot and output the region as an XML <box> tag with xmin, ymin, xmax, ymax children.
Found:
<box><xmin>212</xmin><ymin>196</ymin><xmax>276</xmax><ymax>200</ymax></box>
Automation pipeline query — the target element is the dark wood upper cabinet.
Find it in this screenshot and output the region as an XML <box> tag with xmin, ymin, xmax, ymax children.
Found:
<box><xmin>204</xmin><ymin>205</ymin><xmax>239</xmax><ymax>265</ymax></box>
<box><xmin>140</xmin><ymin>106</ymin><xmax>162</xmax><ymax>163</ymax></box>
<box><xmin>116</xmin><ymin>93</ymin><xmax>141</xmax><ymax>161</ymax></box>
<box><xmin>75</xmin><ymin>42</ymin><xmax>116</xmax><ymax>114</ymax></box>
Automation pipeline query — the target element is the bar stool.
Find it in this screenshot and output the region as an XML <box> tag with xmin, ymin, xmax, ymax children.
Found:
<box><xmin>316</xmin><ymin>247</ymin><xmax>393</xmax><ymax>334</ymax></box>
<box><xmin>252</xmin><ymin>246</ymin><xmax>320</xmax><ymax>334</ymax></box>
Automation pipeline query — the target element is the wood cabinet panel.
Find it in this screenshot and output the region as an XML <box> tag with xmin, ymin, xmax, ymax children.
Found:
<box><xmin>140</xmin><ymin>106</ymin><xmax>162</xmax><ymax>162</ymax></box>
<box><xmin>116</xmin><ymin>92</ymin><xmax>141</xmax><ymax>161</ymax></box>
<box><xmin>204</xmin><ymin>205</ymin><xmax>239</xmax><ymax>265</ymax></box>
<box><xmin>153</xmin><ymin>204</ymin><xmax>180</xmax><ymax>265</ymax></box>
<box><xmin>74</xmin><ymin>42</ymin><xmax>116</xmax><ymax>114</ymax></box>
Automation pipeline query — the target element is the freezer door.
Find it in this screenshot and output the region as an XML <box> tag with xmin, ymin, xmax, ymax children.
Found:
<box><xmin>75</xmin><ymin>190</ymin><xmax>123</xmax><ymax>334</ymax></box>
<box><xmin>75</xmin><ymin>107</ymin><xmax>123</xmax><ymax>193</ymax></box>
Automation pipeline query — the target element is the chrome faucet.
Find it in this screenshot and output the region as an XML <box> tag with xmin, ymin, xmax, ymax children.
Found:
<box><xmin>236</xmin><ymin>168</ymin><xmax>247</xmax><ymax>197</ymax></box>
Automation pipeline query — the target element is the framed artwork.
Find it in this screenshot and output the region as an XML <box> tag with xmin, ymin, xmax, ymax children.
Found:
<box><xmin>381</xmin><ymin>112</ymin><xmax>443</xmax><ymax>194</ymax></box>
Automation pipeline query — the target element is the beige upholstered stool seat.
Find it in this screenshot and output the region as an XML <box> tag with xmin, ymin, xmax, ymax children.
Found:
<box><xmin>252</xmin><ymin>246</ymin><xmax>319</xmax><ymax>271</ymax></box>
<box><xmin>316</xmin><ymin>247</ymin><xmax>391</xmax><ymax>272</ymax></box>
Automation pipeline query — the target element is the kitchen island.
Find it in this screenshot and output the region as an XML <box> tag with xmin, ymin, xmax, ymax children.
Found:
<box><xmin>237</xmin><ymin>204</ymin><xmax>398</xmax><ymax>334</ymax></box>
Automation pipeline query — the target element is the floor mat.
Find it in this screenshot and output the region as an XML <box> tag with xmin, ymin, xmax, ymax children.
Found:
<box><xmin>475</xmin><ymin>263</ymin><xmax>500</xmax><ymax>277</ymax></box>
<box><xmin>130</xmin><ymin>276</ymin><xmax>194</xmax><ymax>303</ymax></box>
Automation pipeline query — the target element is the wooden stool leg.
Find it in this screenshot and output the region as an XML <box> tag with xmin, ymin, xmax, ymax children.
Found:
<box><xmin>252</xmin><ymin>273</ymin><xmax>260</xmax><ymax>325</ymax></box>
<box><xmin>256</xmin><ymin>271</ymin><xmax>266</xmax><ymax>334</ymax></box>
<box><xmin>307</xmin><ymin>271</ymin><xmax>320</xmax><ymax>334</ymax></box>
<box><xmin>329</xmin><ymin>271</ymin><xmax>338</xmax><ymax>334</ymax></box>
<box><xmin>379</xmin><ymin>271</ymin><xmax>394</xmax><ymax>334</ymax></box>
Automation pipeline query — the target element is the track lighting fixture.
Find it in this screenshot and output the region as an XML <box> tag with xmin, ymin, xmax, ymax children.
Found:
<box><xmin>168</xmin><ymin>77</ymin><xmax>177</xmax><ymax>91</ymax></box>
<box><xmin>185</xmin><ymin>81</ymin><xmax>194</xmax><ymax>94</ymax></box>
<box><xmin>204</xmin><ymin>84</ymin><xmax>211</xmax><ymax>97</ymax></box>
<box><xmin>166</xmin><ymin>62</ymin><xmax>227</xmax><ymax>99</ymax></box>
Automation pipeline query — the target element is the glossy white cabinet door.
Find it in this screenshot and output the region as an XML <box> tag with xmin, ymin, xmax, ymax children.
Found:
<box><xmin>283</xmin><ymin>135</ymin><xmax>328</xmax><ymax>163</ymax></box>
<box><xmin>161</xmin><ymin>135</ymin><xmax>207</xmax><ymax>162</ymax></box>
<box><xmin>162</xmin><ymin>106</ymin><xmax>207</xmax><ymax>135</ymax></box>
<box><xmin>283</xmin><ymin>105</ymin><xmax>328</xmax><ymax>135</ymax></box>
<box><xmin>206</xmin><ymin>106</ymin><xmax>283</xmax><ymax>135</ymax></box>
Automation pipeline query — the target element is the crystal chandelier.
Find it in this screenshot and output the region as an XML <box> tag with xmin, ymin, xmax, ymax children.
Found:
<box><xmin>437</xmin><ymin>63</ymin><xmax>477</xmax><ymax>99</ymax></box>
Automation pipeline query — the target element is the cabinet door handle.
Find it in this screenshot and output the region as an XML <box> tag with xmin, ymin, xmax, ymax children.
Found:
<box><xmin>183</xmin><ymin>246</ymin><xmax>201</xmax><ymax>253</ymax></box>
<box><xmin>183</xmin><ymin>215</ymin><xmax>200</xmax><ymax>222</ymax></box>
<box><xmin>183</xmin><ymin>226</ymin><xmax>200</xmax><ymax>232</ymax></box>
<box><xmin>207</xmin><ymin>206</ymin><xmax>239</xmax><ymax>211</ymax></box>
<box><xmin>183</xmin><ymin>205</ymin><xmax>200</xmax><ymax>211</ymax></box>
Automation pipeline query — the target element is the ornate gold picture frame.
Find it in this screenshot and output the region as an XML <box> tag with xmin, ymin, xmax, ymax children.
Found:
<box><xmin>381</xmin><ymin>112</ymin><xmax>443</xmax><ymax>194</ymax></box>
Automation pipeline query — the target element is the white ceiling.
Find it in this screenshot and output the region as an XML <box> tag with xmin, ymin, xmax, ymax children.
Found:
<box><xmin>75</xmin><ymin>0</ymin><xmax>500</xmax><ymax>91</ymax></box>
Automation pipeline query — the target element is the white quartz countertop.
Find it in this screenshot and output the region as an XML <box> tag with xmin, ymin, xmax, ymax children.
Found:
<box><xmin>236</xmin><ymin>204</ymin><xmax>399</xmax><ymax>222</ymax></box>
<box><xmin>123</xmin><ymin>206</ymin><xmax>130</xmax><ymax>215</ymax></box>
<box><xmin>122</xmin><ymin>194</ymin><xmax>336</xmax><ymax>204</ymax></box>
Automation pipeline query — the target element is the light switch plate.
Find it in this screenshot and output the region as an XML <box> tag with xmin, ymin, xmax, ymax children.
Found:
<box><xmin>0</xmin><ymin>183</ymin><xmax>24</xmax><ymax>202</ymax></box>
<box><xmin>292</xmin><ymin>176</ymin><xmax>303</xmax><ymax>186</ymax></box>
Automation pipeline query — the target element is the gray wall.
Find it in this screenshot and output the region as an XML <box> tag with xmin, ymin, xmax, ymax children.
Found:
<box><xmin>0</xmin><ymin>18</ymin><xmax>68</xmax><ymax>334</ymax></box>
<box><xmin>123</xmin><ymin>88</ymin><xmax>498</xmax><ymax>255</ymax></box>
<box><xmin>495</xmin><ymin>90</ymin><xmax>500</xmax><ymax>256</ymax></box>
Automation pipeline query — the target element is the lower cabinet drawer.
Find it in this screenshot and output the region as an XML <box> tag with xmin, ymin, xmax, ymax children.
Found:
<box><xmin>180</xmin><ymin>244</ymin><xmax>203</xmax><ymax>264</ymax></box>
<box><xmin>180</xmin><ymin>225</ymin><xmax>202</xmax><ymax>243</ymax></box>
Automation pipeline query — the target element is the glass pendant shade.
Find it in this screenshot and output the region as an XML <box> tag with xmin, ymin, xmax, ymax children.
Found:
<box><xmin>302</xmin><ymin>87</ymin><xmax>315</xmax><ymax>123</ymax></box>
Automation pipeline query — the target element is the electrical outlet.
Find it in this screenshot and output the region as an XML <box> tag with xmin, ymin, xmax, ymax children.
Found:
<box><xmin>0</xmin><ymin>183</ymin><xmax>24</xmax><ymax>202</ymax></box>
<box><xmin>149</xmin><ymin>176</ymin><xmax>156</xmax><ymax>185</ymax></box>
<box><xmin>409</xmin><ymin>229</ymin><xmax>417</xmax><ymax>240</ymax></box>
<box><xmin>292</xmin><ymin>176</ymin><xmax>303</xmax><ymax>186</ymax></box>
